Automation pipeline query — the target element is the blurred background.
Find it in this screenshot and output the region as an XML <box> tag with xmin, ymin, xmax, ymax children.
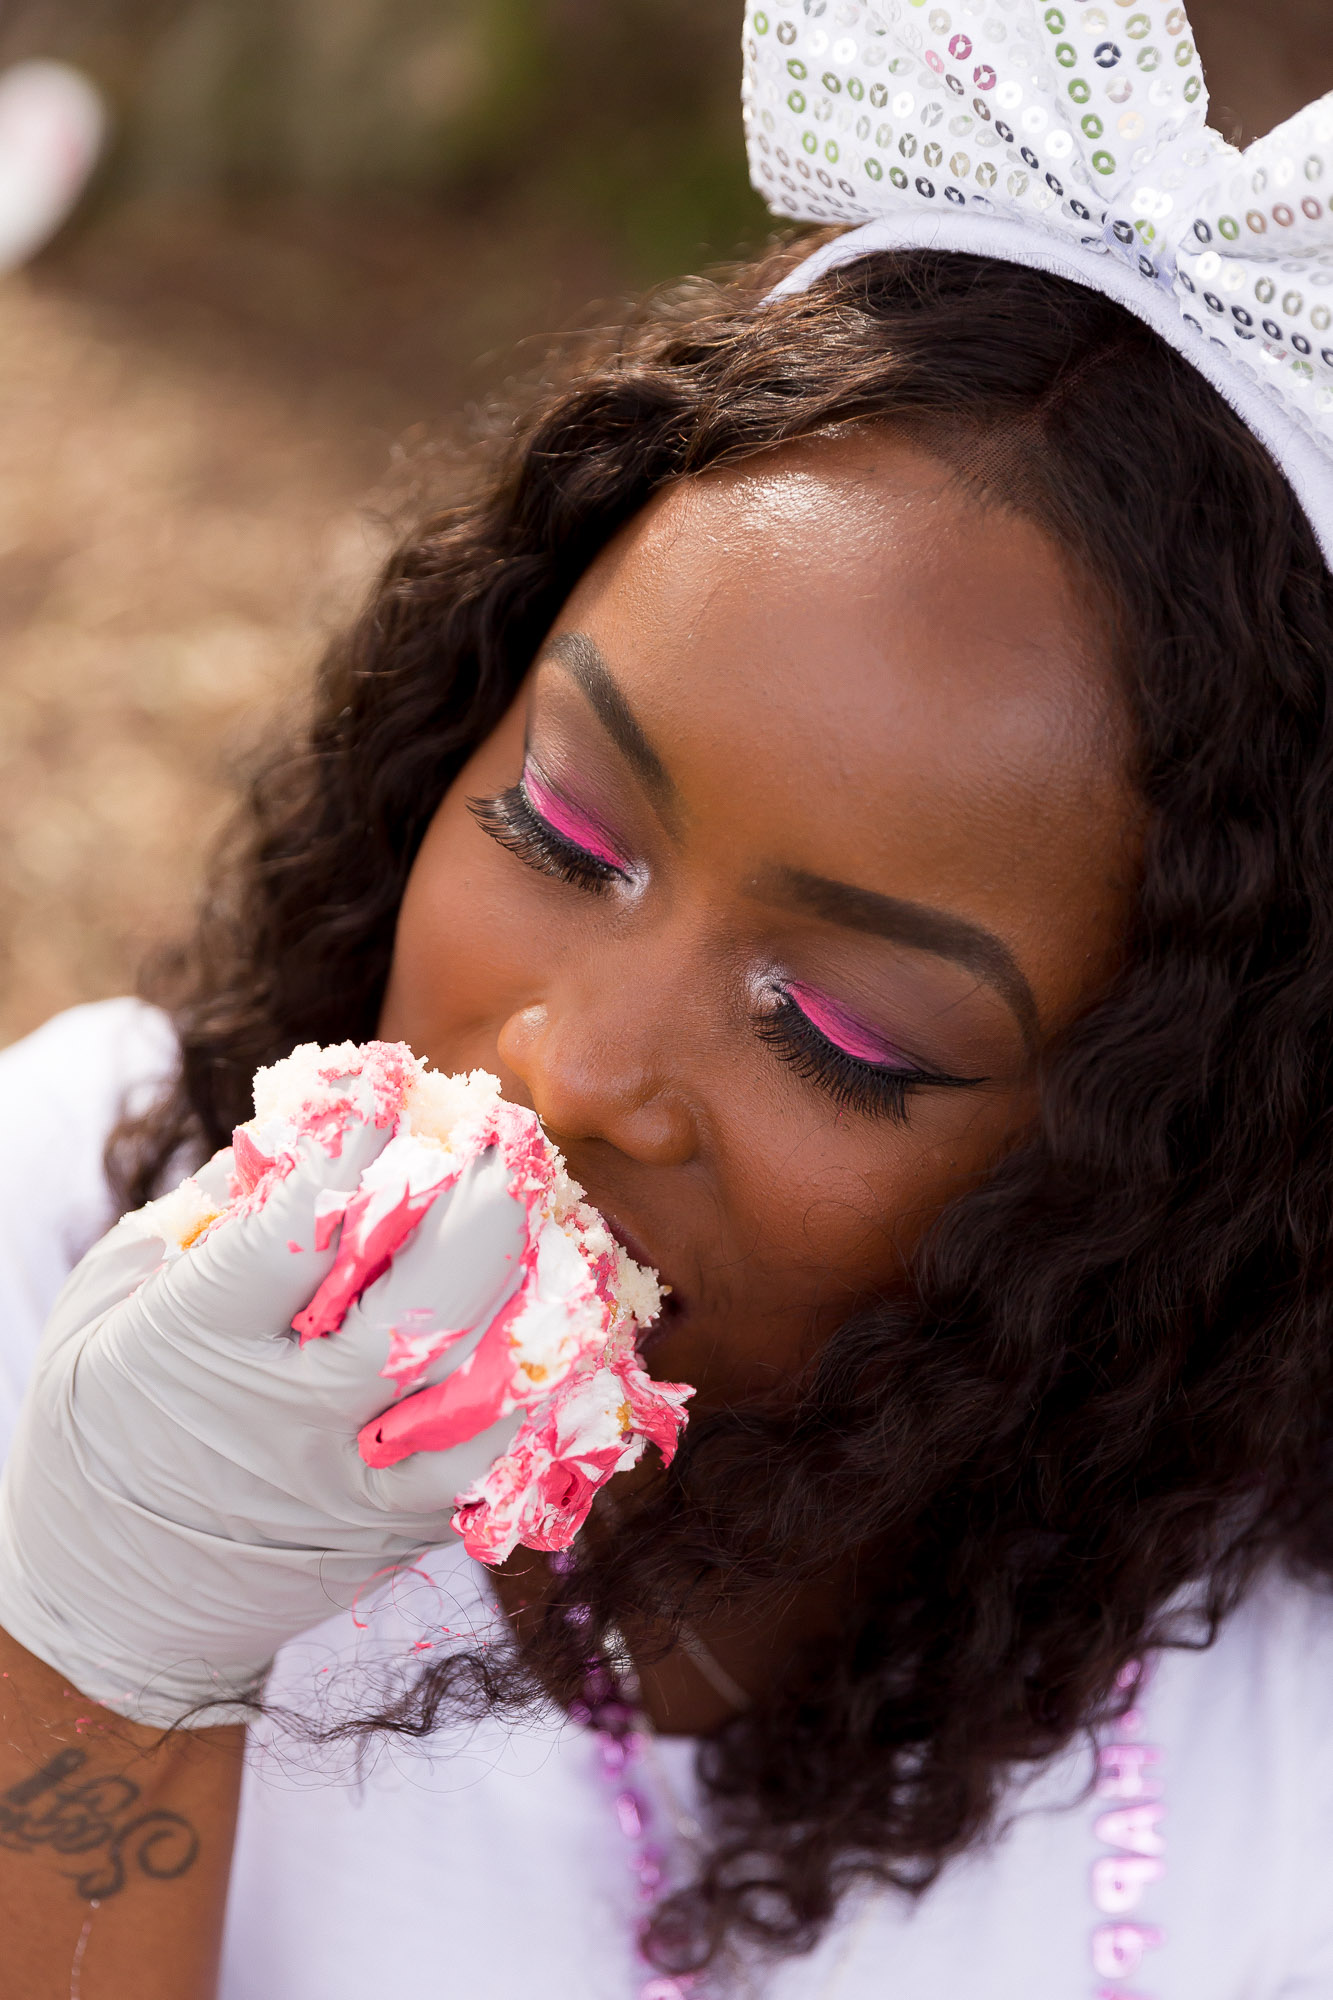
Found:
<box><xmin>0</xmin><ymin>0</ymin><xmax>1328</xmax><ymax>1045</ymax></box>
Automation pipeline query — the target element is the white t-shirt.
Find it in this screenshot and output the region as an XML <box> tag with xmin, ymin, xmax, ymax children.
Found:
<box><xmin>2</xmin><ymin>998</ymin><xmax>1332</xmax><ymax>2000</ymax></box>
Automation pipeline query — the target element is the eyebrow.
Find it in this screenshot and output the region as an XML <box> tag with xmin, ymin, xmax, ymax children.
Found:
<box><xmin>765</xmin><ymin>868</ymin><xmax>1040</xmax><ymax>1053</ymax></box>
<box><xmin>540</xmin><ymin>631</ymin><xmax>676</xmax><ymax>807</ymax></box>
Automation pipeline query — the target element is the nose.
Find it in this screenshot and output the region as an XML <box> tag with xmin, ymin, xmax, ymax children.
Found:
<box><xmin>496</xmin><ymin>997</ymin><xmax>699</xmax><ymax>1169</ymax></box>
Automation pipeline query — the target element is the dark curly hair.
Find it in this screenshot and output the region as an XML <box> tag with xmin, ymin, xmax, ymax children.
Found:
<box><xmin>110</xmin><ymin>243</ymin><xmax>1333</xmax><ymax>1976</ymax></box>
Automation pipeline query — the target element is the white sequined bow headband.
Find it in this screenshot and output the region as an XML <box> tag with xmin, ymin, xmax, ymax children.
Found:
<box><xmin>743</xmin><ymin>0</ymin><xmax>1333</xmax><ymax>565</ymax></box>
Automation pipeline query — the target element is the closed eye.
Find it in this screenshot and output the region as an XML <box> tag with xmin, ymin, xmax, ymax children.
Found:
<box><xmin>468</xmin><ymin>780</ymin><xmax>631</xmax><ymax>892</ymax></box>
<box><xmin>755</xmin><ymin>985</ymin><xmax>985</xmax><ymax>1124</ymax></box>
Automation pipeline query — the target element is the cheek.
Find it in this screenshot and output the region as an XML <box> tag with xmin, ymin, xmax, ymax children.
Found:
<box><xmin>684</xmin><ymin>1084</ymin><xmax>1030</xmax><ymax>1389</ymax></box>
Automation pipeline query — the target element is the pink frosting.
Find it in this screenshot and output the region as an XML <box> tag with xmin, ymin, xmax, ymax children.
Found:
<box><xmin>451</xmin><ymin>1329</ymin><xmax>692</xmax><ymax>1564</ymax></box>
<box><xmin>380</xmin><ymin>1310</ymin><xmax>471</xmax><ymax>1393</ymax></box>
<box><xmin>354</xmin><ymin>1100</ymin><xmax>623</xmax><ymax>1468</ymax></box>
<box><xmin>225</xmin><ymin>1039</ymin><xmax>417</xmax><ymax>1222</ymax></box>
<box><xmin>220</xmin><ymin>1039</ymin><xmax>691</xmax><ymax>1564</ymax></box>
<box><xmin>293</xmin><ymin>1169</ymin><xmax>456</xmax><ymax>1343</ymax></box>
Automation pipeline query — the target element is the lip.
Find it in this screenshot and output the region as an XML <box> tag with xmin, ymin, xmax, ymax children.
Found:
<box><xmin>597</xmin><ymin>1210</ymin><xmax>685</xmax><ymax>1330</ymax></box>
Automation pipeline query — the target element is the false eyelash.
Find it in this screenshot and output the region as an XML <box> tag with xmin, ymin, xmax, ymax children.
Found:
<box><xmin>468</xmin><ymin>783</ymin><xmax>627</xmax><ymax>892</ymax></box>
<box><xmin>755</xmin><ymin>988</ymin><xmax>980</xmax><ymax>1125</ymax></box>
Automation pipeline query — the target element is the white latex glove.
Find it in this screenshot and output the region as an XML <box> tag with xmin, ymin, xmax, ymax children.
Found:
<box><xmin>0</xmin><ymin>1110</ymin><xmax>529</xmax><ymax>1727</ymax></box>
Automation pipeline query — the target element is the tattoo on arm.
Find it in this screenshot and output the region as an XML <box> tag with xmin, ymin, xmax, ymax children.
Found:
<box><xmin>0</xmin><ymin>1749</ymin><xmax>200</xmax><ymax>1901</ymax></box>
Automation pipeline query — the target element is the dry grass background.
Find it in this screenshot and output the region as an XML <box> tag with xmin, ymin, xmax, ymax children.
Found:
<box><xmin>0</xmin><ymin>196</ymin><xmax>635</xmax><ymax>1045</ymax></box>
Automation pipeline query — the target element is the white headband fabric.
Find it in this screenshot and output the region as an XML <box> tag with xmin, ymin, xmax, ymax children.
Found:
<box><xmin>742</xmin><ymin>1</ymin><xmax>1333</xmax><ymax>568</ymax></box>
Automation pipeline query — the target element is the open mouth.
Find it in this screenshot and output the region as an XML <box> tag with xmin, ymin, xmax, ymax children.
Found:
<box><xmin>598</xmin><ymin>1211</ymin><xmax>687</xmax><ymax>1337</ymax></box>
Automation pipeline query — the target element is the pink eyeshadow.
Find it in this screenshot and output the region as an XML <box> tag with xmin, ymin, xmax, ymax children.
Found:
<box><xmin>787</xmin><ymin>981</ymin><xmax>911</xmax><ymax>1069</ymax></box>
<box><xmin>523</xmin><ymin>765</ymin><xmax>629</xmax><ymax>871</ymax></box>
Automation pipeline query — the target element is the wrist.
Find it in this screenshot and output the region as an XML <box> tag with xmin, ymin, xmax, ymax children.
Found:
<box><xmin>0</xmin><ymin>1522</ymin><xmax>270</xmax><ymax>1729</ymax></box>
<box><xmin>0</xmin><ymin>1624</ymin><xmax>245</xmax><ymax>2000</ymax></box>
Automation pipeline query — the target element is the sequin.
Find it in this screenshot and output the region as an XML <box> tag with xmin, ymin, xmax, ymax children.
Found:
<box><xmin>742</xmin><ymin>0</ymin><xmax>1333</xmax><ymax>481</ymax></box>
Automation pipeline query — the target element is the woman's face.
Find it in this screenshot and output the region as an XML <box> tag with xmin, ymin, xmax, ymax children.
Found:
<box><xmin>379</xmin><ymin>434</ymin><xmax>1139</xmax><ymax>1404</ymax></box>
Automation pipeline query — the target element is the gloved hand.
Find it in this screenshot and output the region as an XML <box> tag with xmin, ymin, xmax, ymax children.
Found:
<box><xmin>0</xmin><ymin>1097</ymin><xmax>530</xmax><ymax>1728</ymax></box>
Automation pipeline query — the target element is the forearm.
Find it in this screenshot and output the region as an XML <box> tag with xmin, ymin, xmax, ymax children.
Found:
<box><xmin>0</xmin><ymin>1624</ymin><xmax>243</xmax><ymax>2000</ymax></box>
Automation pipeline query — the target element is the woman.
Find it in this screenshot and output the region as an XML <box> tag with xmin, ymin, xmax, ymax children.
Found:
<box><xmin>3</xmin><ymin>6</ymin><xmax>1333</xmax><ymax>1995</ymax></box>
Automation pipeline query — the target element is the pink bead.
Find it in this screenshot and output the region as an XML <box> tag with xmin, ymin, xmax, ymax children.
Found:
<box><xmin>615</xmin><ymin>1790</ymin><xmax>645</xmax><ymax>1839</ymax></box>
<box><xmin>1095</xmin><ymin>1743</ymin><xmax>1162</xmax><ymax>1799</ymax></box>
<box><xmin>1091</xmin><ymin>1922</ymin><xmax>1164</xmax><ymax>1977</ymax></box>
<box><xmin>1093</xmin><ymin>1803</ymin><xmax>1166</xmax><ymax>1856</ymax></box>
<box><xmin>1092</xmin><ymin>1854</ymin><xmax>1165</xmax><ymax>1914</ymax></box>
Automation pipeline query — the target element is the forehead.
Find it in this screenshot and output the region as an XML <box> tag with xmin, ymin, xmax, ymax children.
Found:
<box><xmin>581</xmin><ymin>435</ymin><xmax>1112</xmax><ymax>775</ymax></box>
<box><xmin>550</xmin><ymin>433</ymin><xmax>1137</xmax><ymax>1023</ymax></box>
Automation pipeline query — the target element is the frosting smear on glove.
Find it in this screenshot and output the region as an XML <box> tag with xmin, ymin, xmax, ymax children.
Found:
<box><xmin>149</xmin><ymin>1040</ymin><xmax>692</xmax><ymax>1565</ymax></box>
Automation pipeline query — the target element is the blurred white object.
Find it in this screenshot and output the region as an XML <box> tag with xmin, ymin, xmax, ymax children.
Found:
<box><xmin>0</xmin><ymin>59</ymin><xmax>105</xmax><ymax>272</ymax></box>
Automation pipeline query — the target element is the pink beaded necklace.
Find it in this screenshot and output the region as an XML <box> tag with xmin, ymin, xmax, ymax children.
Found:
<box><xmin>576</xmin><ymin>1651</ymin><xmax>707</xmax><ymax>2000</ymax></box>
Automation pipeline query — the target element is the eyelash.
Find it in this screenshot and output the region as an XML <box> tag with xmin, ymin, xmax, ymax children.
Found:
<box><xmin>472</xmin><ymin>781</ymin><xmax>980</xmax><ymax>1124</ymax></box>
<box><xmin>468</xmin><ymin>783</ymin><xmax>627</xmax><ymax>892</ymax></box>
<box><xmin>754</xmin><ymin>989</ymin><xmax>973</xmax><ymax>1124</ymax></box>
